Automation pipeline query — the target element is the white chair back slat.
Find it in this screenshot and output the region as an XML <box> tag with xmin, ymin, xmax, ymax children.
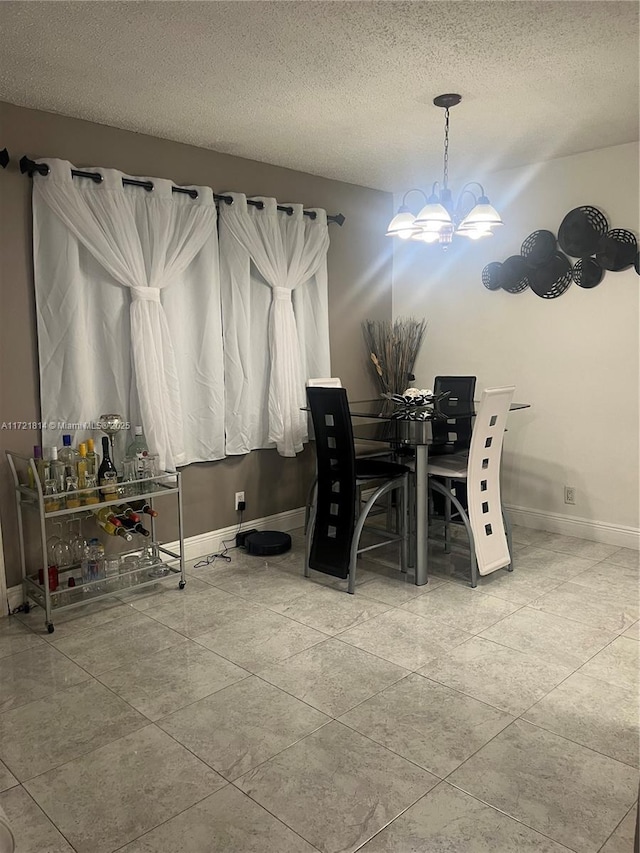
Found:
<box><xmin>467</xmin><ymin>386</ymin><xmax>515</xmax><ymax>576</ymax></box>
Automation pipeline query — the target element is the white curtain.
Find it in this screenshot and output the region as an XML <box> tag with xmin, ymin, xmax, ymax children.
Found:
<box><xmin>219</xmin><ymin>194</ymin><xmax>330</xmax><ymax>457</ymax></box>
<box><xmin>32</xmin><ymin>159</ymin><xmax>225</xmax><ymax>470</ymax></box>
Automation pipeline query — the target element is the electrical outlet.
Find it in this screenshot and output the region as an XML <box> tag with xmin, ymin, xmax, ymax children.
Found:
<box><xmin>234</xmin><ymin>491</ymin><xmax>245</xmax><ymax>511</ymax></box>
<box><xmin>564</xmin><ymin>486</ymin><xmax>576</xmax><ymax>505</ymax></box>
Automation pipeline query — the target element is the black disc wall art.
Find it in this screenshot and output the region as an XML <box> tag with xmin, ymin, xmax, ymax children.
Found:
<box><xmin>482</xmin><ymin>261</ymin><xmax>503</xmax><ymax>290</ymax></box>
<box><xmin>528</xmin><ymin>252</ymin><xmax>572</xmax><ymax>298</ymax></box>
<box><xmin>558</xmin><ymin>206</ymin><xmax>608</xmax><ymax>257</ymax></box>
<box><xmin>595</xmin><ymin>229</ymin><xmax>637</xmax><ymax>271</ymax></box>
<box><xmin>572</xmin><ymin>257</ymin><xmax>604</xmax><ymax>289</ymax></box>
<box><xmin>521</xmin><ymin>230</ymin><xmax>557</xmax><ymax>268</ymax></box>
<box><xmin>499</xmin><ymin>255</ymin><xmax>530</xmax><ymax>293</ymax></box>
<box><xmin>635</xmin><ymin>252</ymin><xmax>640</xmax><ymax>275</ymax></box>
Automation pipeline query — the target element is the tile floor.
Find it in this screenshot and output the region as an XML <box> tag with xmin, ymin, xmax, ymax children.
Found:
<box><xmin>1</xmin><ymin>526</ymin><xmax>638</xmax><ymax>852</ymax></box>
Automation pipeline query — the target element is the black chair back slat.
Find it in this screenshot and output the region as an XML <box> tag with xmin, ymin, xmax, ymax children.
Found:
<box><xmin>307</xmin><ymin>387</ymin><xmax>356</xmax><ymax>579</ymax></box>
<box><xmin>432</xmin><ymin>375</ymin><xmax>477</xmax><ymax>451</ymax></box>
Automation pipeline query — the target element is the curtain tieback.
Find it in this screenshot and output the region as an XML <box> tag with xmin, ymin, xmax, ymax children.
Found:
<box><xmin>272</xmin><ymin>286</ymin><xmax>292</xmax><ymax>302</ymax></box>
<box><xmin>131</xmin><ymin>287</ymin><xmax>161</xmax><ymax>303</ymax></box>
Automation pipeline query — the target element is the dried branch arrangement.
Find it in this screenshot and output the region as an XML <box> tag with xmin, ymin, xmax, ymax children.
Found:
<box><xmin>362</xmin><ymin>317</ymin><xmax>427</xmax><ymax>395</ymax></box>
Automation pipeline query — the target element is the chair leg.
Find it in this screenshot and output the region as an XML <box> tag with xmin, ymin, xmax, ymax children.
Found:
<box><xmin>443</xmin><ymin>477</ymin><xmax>452</xmax><ymax>553</ymax></box>
<box><xmin>503</xmin><ymin>506</ymin><xmax>514</xmax><ymax>572</ymax></box>
<box><xmin>347</xmin><ymin>481</ymin><xmax>398</xmax><ymax>594</ymax></box>
<box><xmin>304</xmin><ymin>502</ymin><xmax>316</xmax><ymax>578</ymax></box>
<box><xmin>304</xmin><ymin>476</ymin><xmax>317</xmax><ymax>534</ymax></box>
<box><xmin>430</xmin><ymin>479</ymin><xmax>478</xmax><ymax>588</ymax></box>
<box><xmin>348</xmin><ymin>516</ymin><xmax>363</xmax><ymax>595</ymax></box>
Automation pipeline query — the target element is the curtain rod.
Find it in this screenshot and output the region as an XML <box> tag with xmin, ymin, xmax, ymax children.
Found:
<box><xmin>18</xmin><ymin>156</ymin><xmax>346</xmax><ymax>226</ymax></box>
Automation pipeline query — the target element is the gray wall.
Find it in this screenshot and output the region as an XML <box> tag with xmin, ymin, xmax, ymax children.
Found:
<box><xmin>0</xmin><ymin>101</ymin><xmax>393</xmax><ymax>587</ymax></box>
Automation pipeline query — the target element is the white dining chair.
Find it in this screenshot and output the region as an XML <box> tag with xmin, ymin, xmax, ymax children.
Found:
<box><xmin>307</xmin><ymin>378</ymin><xmax>343</xmax><ymax>388</ymax></box>
<box><xmin>427</xmin><ymin>385</ymin><xmax>515</xmax><ymax>587</ymax></box>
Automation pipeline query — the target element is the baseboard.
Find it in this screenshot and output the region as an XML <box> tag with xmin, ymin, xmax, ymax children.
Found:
<box><xmin>505</xmin><ymin>504</ymin><xmax>639</xmax><ymax>550</ymax></box>
<box><xmin>163</xmin><ymin>506</ymin><xmax>306</xmax><ymax>563</ymax></box>
<box><xmin>2</xmin><ymin>506</ymin><xmax>306</xmax><ymax>617</ymax></box>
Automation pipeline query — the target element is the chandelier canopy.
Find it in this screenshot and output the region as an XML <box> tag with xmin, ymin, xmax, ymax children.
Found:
<box><xmin>386</xmin><ymin>94</ymin><xmax>503</xmax><ymax>246</ymax></box>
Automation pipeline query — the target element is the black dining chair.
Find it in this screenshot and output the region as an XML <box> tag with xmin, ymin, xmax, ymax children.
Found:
<box><xmin>430</xmin><ymin>375</ymin><xmax>477</xmax><ymax>456</ymax></box>
<box><xmin>429</xmin><ymin>375</ymin><xmax>476</xmax><ymax>517</ymax></box>
<box><xmin>305</xmin><ymin>386</ymin><xmax>410</xmax><ymax>594</ymax></box>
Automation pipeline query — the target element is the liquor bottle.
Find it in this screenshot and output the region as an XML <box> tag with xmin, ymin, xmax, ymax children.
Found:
<box><xmin>77</xmin><ymin>442</ymin><xmax>89</xmax><ymax>488</ymax></box>
<box><xmin>29</xmin><ymin>444</ymin><xmax>49</xmax><ymax>489</ymax></box>
<box><xmin>86</xmin><ymin>438</ymin><xmax>99</xmax><ymax>478</ymax></box>
<box><xmin>128</xmin><ymin>499</ymin><xmax>159</xmax><ymax>518</ymax></box>
<box><xmin>59</xmin><ymin>435</ymin><xmax>79</xmax><ymax>479</ymax></box>
<box><xmin>92</xmin><ymin>507</ymin><xmax>123</xmax><ymax>527</ymax></box>
<box><xmin>98</xmin><ymin>437</ymin><xmax>118</xmax><ymax>498</ymax></box>
<box><xmin>114</xmin><ymin>505</ymin><xmax>141</xmax><ymax>524</ymax></box>
<box><xmin>126</xmin><ymin>426</ymin><xmax>148</xmax><ymax>476</ymax></box>
<box><xmin>29</xmin><ymin>446</ymin><xmax>45</xmax><ymax>489</ymax></box>
<box><xmin>46</xmin><ymin>447</ymin><xmax>66</xmax><ymax>493</ymax></box>
<box><xmin>95</xmin><ymin>519</ymin><xmax>133</xmax><ymax>542</ymax></box>
<box><xmin>119</xmin><ymin>517</ymin><xmax>151</xmax><ymax>538</ymax></box>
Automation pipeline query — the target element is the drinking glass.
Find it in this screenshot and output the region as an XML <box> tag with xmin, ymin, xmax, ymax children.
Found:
<box><xmin>46</xmin><ymin>532</ymin><xmax>61</xmax><ymax>566</ymax></box>
<box><xmin>119</xmin><ymin>554</ymin><xmax>140</xmax><ymax>588</ymax></box>
<box><xmin>142</xmin><ymin>544</ymin><xmax>169</xmax><ymax>578</ymax></box>
<box><xmin>122</xmin><ymin>459</ymin><xmax>138</xmax><ymax>497</ymax></box>
<box><xmin>100</xmin><ymin>470</ymin><xmax>119</xmax><ymax>501</ymax></box>
<box><xmin>83</xmin><ymin>474</ymin><xmax>100</xmax><ymax>505</ymax></box>
<box><xmin>139</xmin><ymin>454</ymin><xmax>159</xmax><ymax>481</ymax></box>
<box><xmin>104</xmin><ymin>555</ymin><xmax>121</xmax><ymax>590</ymax></box>
<box><xmin>68</xmin><ymin>520</ymin><xmax>87</xmax><ymax>565</ymax></box>
<box><xmin>52</xmin><ymin>533</ymin><xmax>72</xmax><ymax>570</ymax></box>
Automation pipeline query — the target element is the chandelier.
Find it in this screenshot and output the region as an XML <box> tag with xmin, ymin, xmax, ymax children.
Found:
<box><xmin>386</xmin><ymin>94</ymin><xmax>503</xmax><ymax>246</ymax></box>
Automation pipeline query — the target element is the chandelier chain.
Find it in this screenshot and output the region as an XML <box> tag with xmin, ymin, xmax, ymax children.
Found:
<box><xmin>443</xmin><ymin>107</ymin><xmax>450</xmax><ymax>190</ymax></box>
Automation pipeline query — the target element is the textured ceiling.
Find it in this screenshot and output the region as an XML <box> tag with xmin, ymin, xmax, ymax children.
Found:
<box><xmin>0</xmin><ymin>1</ymin><xmax>638</xmax><ymax>191</ymax></box>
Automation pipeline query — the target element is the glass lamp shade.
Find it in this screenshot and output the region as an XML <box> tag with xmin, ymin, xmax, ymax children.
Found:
<box><xmin>458</xmin><ymin>198</ymin><xmax>503</xmax><ymax>229</ymax></box>
<box><xmin>457</xmin><ymin>228</ymin><xmax>493</xmax><ymax>240</ymax></box>
<box><xmin>414</xmin><ymin>201</ymin><xmax>453</xmax><ymax>227</ymax></box>
<box><xmin>386</xmin><ymin>210</ymin><xmax>418</xmax><ymax>238</ymax></box>
<box><xmin>410</xmin><ymin>230</ymin><xmax>441</xmax><ymax>243</ymax></box>
<box><xmin>456</xmin><ymin>221</ymin><xmax>493</xmax><ymax>239</ymax></box>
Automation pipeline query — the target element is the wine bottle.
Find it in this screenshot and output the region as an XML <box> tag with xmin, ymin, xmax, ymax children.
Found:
<box><xmin>86</xmin><ymin>437</ymin><xmax>99</xmax><ymax>477</ymax></box>
<box><xmin>95</xmin><ymin>519</ymin><xmax>133</xmax><ymax>542</ymax></box>
<box><xmin>98</xmin><ymin>436</ymin><xmax>118</xmax><ymax>498</ymax></box>
<box><xmin>119</xmin><ymin>517</ymin><xmax>151</xmax><ymax>537</ymax></box>
<box><xmin>92</xmin><ymin>507</ymin><xmax>123</xmax><ymax>527</ymax></box>
<box><xmin>128</xmin><ymin>499</ymin><xmax>159</xmax><ymax>518</ymax></box>
<box><xmin>29</xmin><ymin>444</ymin><xmax>49</xmax><ymax>489</ymax></box>
<box><xmin>115</xmin><ymin>505</ymin><xmax>141</xmax><ymax>524</ymax></box>
<box><xmin>29</xmin><ymin>446</ymin><xmax>45</xmax><ymax>489</ymax></box>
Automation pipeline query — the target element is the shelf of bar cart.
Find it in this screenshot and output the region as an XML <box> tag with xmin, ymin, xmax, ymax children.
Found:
<box><xmin>6</xmin><ymin>450</ymin><xmax>186</xmax><ymax>632</ymax></box>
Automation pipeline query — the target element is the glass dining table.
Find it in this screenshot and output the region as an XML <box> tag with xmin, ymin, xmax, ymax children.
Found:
<box><xmin>347</xmin><ymin>398</ymin><xmax>531</xmax><ymax>586</ymax></box>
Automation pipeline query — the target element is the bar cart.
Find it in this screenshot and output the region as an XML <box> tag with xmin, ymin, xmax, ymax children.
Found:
<box><xmin>6</xmin><ymin>450</ymin><xmax>186</xmax><ymax>633</ymax></box>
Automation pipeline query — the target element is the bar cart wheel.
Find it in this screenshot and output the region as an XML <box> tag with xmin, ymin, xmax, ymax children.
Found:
<box><xmin>47</xmin><ymin>623</ymin><xmax>54</xmax><ymax>634</ymax></box>
<box><xmin>178</xmin><ymin>580</ymin><xmax>186</xmax><ymax>589</ymax></box>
